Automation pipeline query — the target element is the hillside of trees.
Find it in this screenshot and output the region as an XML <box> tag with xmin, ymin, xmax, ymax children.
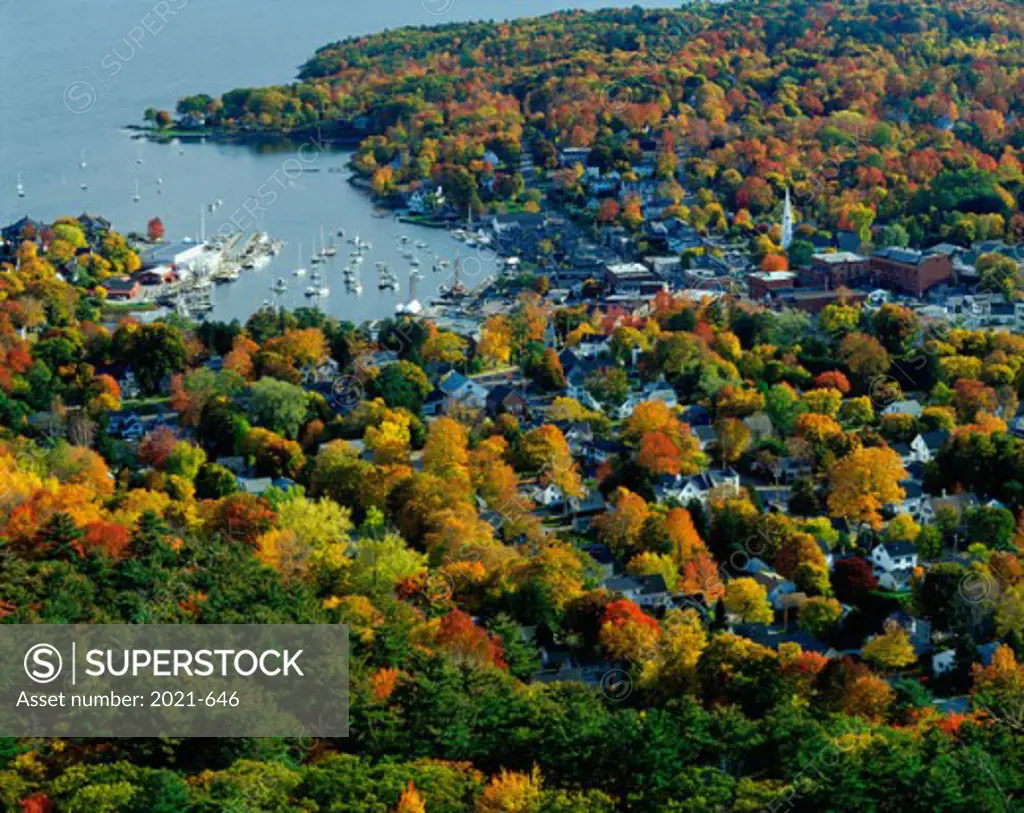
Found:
<box><xmin>168</xmin><ymin>0</ymin><xmax>1024</xmax><ymax>245</ymax></box>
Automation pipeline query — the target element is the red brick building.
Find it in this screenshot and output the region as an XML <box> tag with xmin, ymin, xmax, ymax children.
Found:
<box><xmin>747</xmin><ymin>271</ymin><xmax>796</xmax><ymax>300</ymax></box>
<box><xmin>778</xmin><ymin>289</ymin><xmax>869</xmax><ymax>314</ymax></box>
<box><xmin>807</xmin><ymin>252</ymin><xmax>871</xmax><ymax>288</ymax></box>
<box><xmin>870</xmin><ymin>248</ymin><xmax>953</xmax><ymax>297</ymax></box>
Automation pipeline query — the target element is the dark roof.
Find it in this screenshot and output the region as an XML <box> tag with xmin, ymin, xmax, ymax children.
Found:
<box><xmin>681</xmin><ymin>404</ymin><xmax>711</xmax><ymax>426</ymax></box>
<box><xmin>880</xmin><ymin>541</ymin><xmax>917</xmax><ymax>558</ymax></box>
<box><xmin>637</xmin><ymin>574</ymin><xmax>669</xmax><ymax>595</ymax></box>
<box><xmin>918</xmin><ymin>430</ymin><xmax>950</xmax><ymax>450</ymax></box>
<box><xmin>487</xmin><ymin>384</ymin><xmax>525</xmax><ymax>406</ymax></box>
<box><xmin>438</xmin><ymin>371</ymin><xmax>468</xmax><ymax>394</ymax></box>
<box><xmin>103</xmin><ymin>276</ymin><xmax>138</xmax><ymax>292</ymax></box>
<box><xmin>901</xmin><ymin>480</ymin><xmax>925</xmax><ymax>500</ymax></box>
<box><xmin>558</xmin><ymin>348</ymin><xmax>580</xmax><ymax>373</ymax></box>
<box><xmin>874</xmin><ymin>246</ymin><xmax>926</xmax><ymax>265</ymax></box>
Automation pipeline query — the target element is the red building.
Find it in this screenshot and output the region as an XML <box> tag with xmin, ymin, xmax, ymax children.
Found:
<box><xmin>747</xmin><ymin>271</ymin><xmax>796</xmax><ymax>300</ymax></box>
<box><xmin>870</xmin><ymin>248</ymin><xmax>952</xmax><ymax>297</ymax></box>
<box><xmin>103</xmin><ymin>277</ymin><xmax>142</xmax><ymax>300</ymax></box>
<box><xmin>778</xmin><ymin>289</ymin><xmax>869</xmax><ymax>314</ymax></box>
<box><xmin>807</xmin><ymin>252</ymin><xmax>871</xmax><ymax>288</ymax></box>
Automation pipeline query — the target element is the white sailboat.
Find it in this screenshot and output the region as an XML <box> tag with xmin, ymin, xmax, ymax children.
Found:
<box><xmin>79</xmin><ymin>149</ymin><xmax>87</xmax><ymax>170</ymax></box>
<box><xmin>133</xmin><ymin>179</ymin><xmax>140</xmax><ymax>203</ymax></box>
<box><xmin>293</xmin><ymin>243</ymin><xmax>307</xmax><ymax>277</ymax></box>
<box><xmin>16</xmin><ymin>173</ymin><xmax>25</xmax><ymax>198</ymax></box>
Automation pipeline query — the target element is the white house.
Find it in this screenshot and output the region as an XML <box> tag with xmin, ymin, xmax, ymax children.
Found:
<box><xmin>654</xmin><ymin>468</ymin><xmax>741</xmax><ymax>506</ymax></box>
<box><xmin>870</xmin><ymin>541</ymin><xmax>918</xmax><ymax>590</ymax></box>
<box><xmin>574</xmin><ymin>333</ymin><xmax>612</xmax><ymax>360</ymax></box>
<box><xmin>882</xmin><ymin>399</ymin><xmax>923</xmax><ymax>418</ymax></box>
<box><xmin>871</xmin><ymin>541</ymin><xmax>919</xmax><ymax>573</ymax></box>
<box><xmin>908</xmin><ymin>431</ymin><xmax>949</xmax><ymax>464</ymax></box>
<box><xmin>602</xmin><ymin>574</ymin><xmax>672</xmax><ymax>609</ymax></box>
<box><xmin>530</xmin><ymin>482</ymin><xmax>564</xmax><ymax>508</ymax></box>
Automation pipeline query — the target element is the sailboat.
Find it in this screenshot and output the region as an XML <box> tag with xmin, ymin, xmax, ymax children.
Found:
<box><xmin>310</xmin><ymin>234</ymin><xmax>322</xmax><ymax>265</ymax></box>
<box><xmin>79</xmin><ymin>150</ymin><xmax>87</xmax><ymax>170</ymax></box>
<box><xmin>16</xmin><ymin>173</ymin><xmax>25</xmax><ymax>198</ymax></box>
<box><xmin>396</xmin><ymin>270</ymin><xmax>423</xmax><ymax>315</ymax></box>
<box><xmin>133</xmin><ymin>179</ymin><xmax>140</xmax><ymax>203</ymax></box>
<box><xmin>293</xmin><ymin>243</ymin><xmax>307</xmax><ymax>277</ymax></box>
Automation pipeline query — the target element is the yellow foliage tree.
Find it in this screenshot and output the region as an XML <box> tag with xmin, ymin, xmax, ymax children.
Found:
<box><xmin>723</xmin><ymin>577</ymin><xmax>773</xmax><ymax>623</ymax></box>
<box><xmin>862</xmin><ymin>621</ymin><xmax>917</xmax><ymax>670</ymax></box>
<box><xmin>827</xmin><ymin>447</ymin><xmax>907</xmax><ymax>529</ymax></box>
<box><xmin>476</xmin><ymin>767</ymin><xmax>543</xmax><ymax>813</ymax></box>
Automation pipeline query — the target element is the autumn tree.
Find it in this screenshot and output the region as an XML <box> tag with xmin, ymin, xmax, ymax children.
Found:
<box><xmin>862</xmin><ymin>621</ymin><xmax>916</xmax><ymax>670</ymax></box>
<box><xmin>799</xmin><ymin>596</ymin><xmax>843</xmax><ymax>637</ymax></box>
<box><xmin>840</xmin><ymin>332</ymin><xmax>890</xmax><ymax>382</ymax></box>
<box><xmin>599</xmin><ymin>598</ymin><xmax>662</xmax><ymax>662</ymax></box>
<box><xmin>595</xmin><ymin>488</ymin><xmax>650</xmax><ymax>559</ymax></box>
<box><xmin>519</xmin><ymin>424</ymin><xmax>583</xmax><ymax>498</ymax></box>
<box><xmin>723</xmin><ymin>577</ymin><xmax>772</xmax><ymax>623</ymax></box>
<box><xmin>827</xmin><ymin>447</ymin><xmax>906</xmax><ymax>529</ymax></box>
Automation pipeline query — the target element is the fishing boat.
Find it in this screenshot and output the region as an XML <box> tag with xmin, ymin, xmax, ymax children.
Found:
<box><xmin>272</xmin><ymin>277</ymin><xmax>288</xmax><ymax>293</ymax></box>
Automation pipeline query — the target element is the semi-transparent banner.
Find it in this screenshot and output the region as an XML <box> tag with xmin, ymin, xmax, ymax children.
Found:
<box><xmin>0</xmin><ymin>624</ymin><xmax>348</xmax><ymax>737</ymax></box>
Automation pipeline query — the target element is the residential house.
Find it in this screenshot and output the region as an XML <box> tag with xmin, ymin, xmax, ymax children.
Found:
<box><xmin>574</xmin><ymin>333</ymin><xmax>612</xmax><ymax>360</ymax></box>
<box><xmin>486</xmin><ymin>385</ymin><xmax>528</xmax><ymax>418</ymax></box>
<box><xmin>654</xmin><ymin>468</ymin><xmax>741</xmax><ymax>506</ymax></box>
<box><xmin>882</xmin><ymin>399</ymin><xmax>923</xmax><ymax>418</ymax></box>
<box><xmin>927</xmin><ymin>491</ymin><xmax>980</xmax><ymax>528</ymax></box>
<box><xmin>602</xmin><ymin>574</ymin><xmax>672</xmax><ymax>609</ymax></box>
<box><xmin>569</xmin><ymin>490</ymin><xmax>608</xmax><ymax>532</ymax></box>
<box><xmin>908</xmin><ymin>431</ymin><xmax>949</xmax><ymax>464</ymax></box>
<box><xmin>748</xmin><ymin>571</ymin><xmax>800</xmax><ymax>611</ymax></box>
<box><xmin>437</xmin><ymin>371</ymin><xmax>489</xmax><ymax>410</ymax></box>
<box><xmin>870</xmin><ymin>541</ymin><xmax>918</xmax><ymax>590</ymax></box>
<box><xmin>691</xmin><ymin>424</ymin><xmax>718</xmax><ymax>452</ymax></box>
<box><xmin>757</xmin><ymin>486</ymin><xmax>793</xmax><ymax>515</ymax></box>
<box><xmin>236</xmin><ymin>476</ymin><xmax>274</xmax><ymax>496</ymax></box>
<box><xmin>615</xmin><ymin>378</ymin><xmax>678</xmax><ymax>420</ymax></box>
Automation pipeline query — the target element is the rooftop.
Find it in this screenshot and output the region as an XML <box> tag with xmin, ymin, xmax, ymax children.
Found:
<box><xmin>813</xmin><ymin>251</ymin><xmax>867</xmax><ymax>264</ymax></box>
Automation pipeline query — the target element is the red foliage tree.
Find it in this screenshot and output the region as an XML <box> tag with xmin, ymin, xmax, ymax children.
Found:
<box><xmin>212</xmin><ymin>494</ymin><xmax>275</xmax><ymax>545</ymax></box>
<box><xmin>833</xmin><ymin>557</ymin><xmax>879</xmax><ymax>603</ymax></box>
<box><xmin>814</xmin><ymin>370</ymin><xmax>851</xmax><ymax>395</ymax></box>
<box><xmin>137</xmin><ymin>426</ymin><xmax>179</xmax><ymax>470</ymax></box>
<box><xmin>436</xmin><ymin>610</ymin><xmax>506</xmax><ymax>669</ymax></box>
<box><xmin>82</xmin><ymin>521</ymin><xmax>132</xmax><ymax>559</ymax></box>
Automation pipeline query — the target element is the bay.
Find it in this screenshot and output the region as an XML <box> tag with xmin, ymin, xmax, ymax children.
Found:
<box><xmin>0</xmin><ymin>0</ymin><xmax>667</xmax><ymax>322</ymax></box>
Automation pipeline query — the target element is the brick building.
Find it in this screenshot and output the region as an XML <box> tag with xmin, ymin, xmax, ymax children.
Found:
<box><xmin>748</xmin><ymin>271</ymin><xmax>796</xmax><ymax>300</ymax></box>
<box><xmin>807</xmin><ymin>252</ymin><xmax>871</xmax><ymax>288</ymax></box>
<box><xmin>870</xmin><ymin>248</ymin><xmax>953</xmax><ymax>296</ymax></box>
